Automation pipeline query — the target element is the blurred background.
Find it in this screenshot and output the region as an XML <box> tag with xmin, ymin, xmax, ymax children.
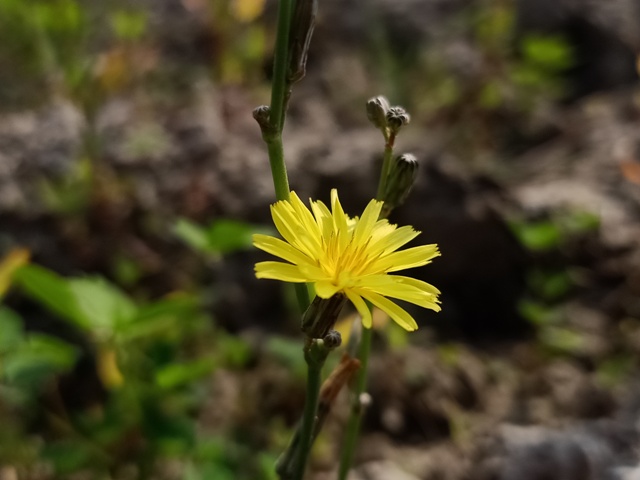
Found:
<box><xmin>1</xmin><ymin>0</ymin><xmax>640</xmax><ymax>478</ymax></box>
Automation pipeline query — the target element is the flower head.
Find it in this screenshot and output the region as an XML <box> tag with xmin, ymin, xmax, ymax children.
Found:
<box><xmin>253</xmin><ymin>190</ymin><xmax>441</xmax><ymax>331</ymax></box>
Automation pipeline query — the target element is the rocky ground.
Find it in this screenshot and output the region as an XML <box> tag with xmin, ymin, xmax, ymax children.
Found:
<box><xmin>3</xmin><ymin>0</ymin><xmax>640</xmax><ymax>479</ymax></box>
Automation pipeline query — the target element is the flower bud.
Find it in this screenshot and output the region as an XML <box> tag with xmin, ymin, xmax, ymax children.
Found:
<box><xmin>366</xmin><ymin>96</ymin><xmax>390</xmax><ymax>130</ymax></box>
<box><xmin>386</xmin><ymin>106</ymin><xmax>411</xmax><ymax>133</ymax></box>
<box><xmin>287</xmin><ymin>0</ymin><xmax>317</xmax><ymax>84</ymax></box>
<box><xmin>323</xmin><ymin>330</ymin><xmax>342</xmax><ymax>349</ymax></box>
<box><xmin>302</xmin><ymin>293</ymin><xmax>347</xmax><ymax>339</ymax></box>
<box><xmin>382</xmin><ymin>153</ymin><xmax>418</xmax><ymax>213</ymax></box>
<box><xmin>253</xmin><ymin>105</ymin><xmax>271</xmax><ymax>128</ymax></box>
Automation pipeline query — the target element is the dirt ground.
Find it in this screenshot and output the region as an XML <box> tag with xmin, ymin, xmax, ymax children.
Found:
<box><xmin>3</xmin><ymin>0</ymin><xmax>640</xmax><ymax>479</ymax></box>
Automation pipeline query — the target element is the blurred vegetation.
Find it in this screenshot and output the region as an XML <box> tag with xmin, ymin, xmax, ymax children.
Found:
<box><xmin>0</xmin><ymin>0</ymin><xmax>630</xmax><ymax>477</ymax></box>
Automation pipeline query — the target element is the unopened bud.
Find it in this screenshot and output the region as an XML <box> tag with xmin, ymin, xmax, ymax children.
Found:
<box><xmin>302</xmin><ymin>293</ymin><xmax>347</xmax><ymax>339</ymax></box>
<box><xmin>287</xmin><ymin>0</ymin><xmax>317</xmax><ymax>84</ymax></box>
<box><xmin>386</xmin><ymin>106</ymin><xmax>411</xmax><ymax>133</ymax></box>
<box><xmin>253</xmin><ymin>105</ymin><xmax>271</xmax><ymax>129</ymax></box>
<box><xmin>382</xmin><ymin>153</ymin><xmax>418</xmax><ymax>213</ymax></box>
<box><xmin>323</xmin><ymin>330</ymin><xmax>342</xmax><ymax>349</ymax></box>
<box><xmin>366</xmin><ymin>96</ymin><xmax>390</xmax><ymax>130</ymax></box>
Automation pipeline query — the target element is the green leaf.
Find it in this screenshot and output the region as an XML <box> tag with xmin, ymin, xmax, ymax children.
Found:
<box><xmin>13</xmin><ymin>264</ymin><xmax>86</xmax><ymax>329</ymax></box>
<box><xmin>42</xmin><ymin>439</ymin><xmax>95</xmax><ymax>474</ymax></box>
<box><xmin>0</xmin><ymin>307</ymin><xmax>24</xmax><ymax>353</ymax></box>
<box><xmin>206</xmin><ymin>219</ymin><xmax>270</xmax><ymax>254</ymax></box>
<box><xmin>155</xmin><ymin>358</ymin><xmax>215</xmax><ymax>389</ymax></box>
<box><xmin>173</xmin><ymin>219</ymin><xmax>211</xmax><ymax>253</ymax></box>
<box><xmin>510</xmin><ymin>220</ymin><xmax>563</xmax><ymax>252</ymax></box>
<box><xmin>527</xmin><ymin>269</ymin><xmax>572</xmax><ymax>301</ymax></box>
<box><xmin>3</xmin><ymin>334</ymin><xmax>78</xmax><ymax>388</ymax></box>
<box><xmin>111</xmin><ymin>10</ymin><xmax>147</xmax><ymax>41</ymax></box>
<box><xmin>14</xmin><ymin>265</ymin><xmax>138</xmax><ymax>338</ymax></box>
<box><xmin>120</xmin><ymin>296</ymin><xmax>199</xmax><ymax>340</ymax></box>
<box><xmin>265</xmin><ymin>336</ymin><xmax>307</xmax><ymax>379</ymax></box>
<box><xmin>518</xmin><ymin>299</ymin><xmax>559</xmax><ymax>326</ymax></box>
<box><xmin>538</xmin><ymin>326</ymin><xmax>584</xmax><ymax>354</ymax></box>
<box><xmin>68</xmin><ymin>277</ymin><xmax>137</xmax><ymax>337</ymax></box>
<box><xmin>174</xmin><ymin>218</ymin><xmax>272</xmax><ymax>255</ymax></box>
<box><xmin>521</xmin><ymin>35</ymin><xmax>573</xmax><ymax>71</ymax></box>
<box><xmin>217</xmin><ymin>333</ymin><xmax>252</xmax><ymax>367</ymax></box>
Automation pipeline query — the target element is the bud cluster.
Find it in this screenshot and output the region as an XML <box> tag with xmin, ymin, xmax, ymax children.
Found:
<box><xmin>366</xmin><ymin>95</ymin><xmax>411</xmax><ymax>139</ymax></box>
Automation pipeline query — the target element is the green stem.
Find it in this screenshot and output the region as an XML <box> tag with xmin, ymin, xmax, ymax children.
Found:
<box><xmin>376</xmin><ymin>136</ymin><xmax>395</xmax><ymax>200</ymax></box>
<box><xmin>263</xmin><ymin>0</ymin><xmax>310</xmax><ymax>312</ymax></box>
<box><xmin>339</xmin><ymin>134</ymin><xmax>395</xmax><ymax>478</ymax></box>
<box><xmin>269</xmin><ymin>0</ymin><xmax>295</xmax><ymax>133</ymax></box>
<box><xmin>292</xmin><ymin>343</ymin><xmax>323</xmax><ymax>480</ymax></box>
<box><xmin>266</xmin><ymin>138</ymin><xmax>292</xmax><ymax>202</ymax></box>
<box><xmin>337</xmin><ymin>326</ymin><xmax>372</xmax><ymax>479</ymax></box>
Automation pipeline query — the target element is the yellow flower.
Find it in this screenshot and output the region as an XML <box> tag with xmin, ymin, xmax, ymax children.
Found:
<box><xmin>253</xmin><ymin>190</ymin><xmax>441</xmax><ymax>331</ymax></box>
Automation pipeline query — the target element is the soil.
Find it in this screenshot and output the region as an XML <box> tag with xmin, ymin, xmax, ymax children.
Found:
<box><xmin>3</xmin><ymin>0</ymin><xmax>640</xmax><ymax>479</ymax></box>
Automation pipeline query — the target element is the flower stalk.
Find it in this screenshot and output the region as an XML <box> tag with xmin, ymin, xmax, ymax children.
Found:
<box><xmin>256</xmin><ymin>1</ymin><xmax>438</xmax><ymax>475</ymax></box>
<box><xmin>338</xmin><ymin>97</ymin><xmax>415</xmax><ymax>479</ymax></box>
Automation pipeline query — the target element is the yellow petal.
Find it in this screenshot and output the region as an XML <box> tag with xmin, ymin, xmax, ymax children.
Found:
<box><xmin>376</xmin><ymin>286</ymin><xmax>440</xmax><ymax>311</ymax></box>
<box><xmin>253</xmin><ymin>234</ymin><xmax>313</xmax><ymax>266</ymax></box>
<box><xmin>369</xmin><ymin>225</ymin><xmax>420</xmax><ymax>256</ymax></box>
<box><xmin>315</xmin><ymin>280</ymin><xmax>341</xmax><ymax>298</ymax></box>
<box><xmin>357</xmin><ymin>276</ymin><xmax>440</xmax><ymax>311</ymax></box>
<box><xmin>372</xmin><ymin>245</ymin><xmax>440</xmax><ymax>272</ymax></box>
<box><xmin>310</xmin><ymin>199</ymin><xmax>333</xmax><ymax>238</ymax></box>
<box><xmin>392</xmin><ymin>275</ymin><xmax>441</xmax><ymax>295</ymax></box>
<box><xmin>345</xmin><ymin>290</ymin><xmax>372</xmax><ymax>328</ymax></box>
<box><xmin>330</xmin><ymin>189</ymin><xmax>350</xmax><ymax>236</ymax></box>
<box><xmin>255</xmin><ymin>261</ymin><xmax>307</xmax><ymax>282</ymax></box>
<box><xmin>358</xmin><ymin>289</ymin><xmax>418</xmax><ymax>331</ymax></box>
<box><xmin>298</xmin><ymin>263</ymin><xmax>331</xmax><ymax>282</ymax></box>
<box><xmin>289</xmin><ymin>192</ymin><xmax>322</xmax><ymax>239</ymax></box>
<box><xmin>271</xmin><ymin>203</ymin><xmax>300</xmax><ymax>246</ymax></box>
<box><xmin>272</xmin><ymin>202</ymin><xmax>319</xmax><ymax>256</ymax></box>
<box><xmin>353</xmin><ymin>198</ymin><xmax>383</xmax><ymax>246</ymax></box>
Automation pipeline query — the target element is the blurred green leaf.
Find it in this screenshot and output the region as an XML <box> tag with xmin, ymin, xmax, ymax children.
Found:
<box><xmin>175</xmin><ymin>218</ymin><xmax>271</xmax><ymax>255</ymax></box>
<box><xmin>538</xmin><ymin>326</ymin><xmax>584</xmax><ymax>354</ymax></box>
<box><xmin>174</xmin><ymin>219</ymin><xmax>211</xmax><ymax>253</ymax></box>
<box><xmin>68</xmin><ymin>277</ymin><xmax>137</xmax><ymax>336</ymax></box>
<box><xmin>518</xmin><ymin>299</ymin><xmax>559</xmax><ymax>326</ymax></box>
<box><xmin>510</xmin><ymin>219</ymin><xmax>563</xmax><ymax>252</ymax></box>
<box><xmin>217</xmin><ymin>334</ymin><xmax>253</xmax><ymax>368</ymax></box>
<box><xmin>521</xmin><ymin>35</ymin><xmax>573</xmax><ymax>72</ymax></box>
<box><xmin>3</xmin><ymin>334</ymin><xmax>78</xmax><ymax>388</ymax></box>
<box><xmin>206</xmin><ymin>219</ymin><xmax>270</xmax><ymax>254</ymax></box>
<box><xmin>13</xmin><ymin>264</ymin><xmax>86</xmax><ymax>329</ymax></box>
<box><xmin>155</xmin><ymin>358</ymin><xmax>215</xmax><ymax>389</ymax></box>
<box><xmin>42</xmin><ymin>439</ymin><xmax>96</xmax><ymax>474</ymax></box>
<box><xmin>596</xmin><ymin>354</ymin><xmax>635</xmax><ymax>387</ymax></box>
<box><xmin>265</xmin><ymin>336</ymin><xmax>306</xmax><ymax>378</ymax></box>
<box><xmin>111</xmin><ymin>10</ymin><xmax>147</xmax><ymax>41</ymax></box>
<box><xmin>0</xmin><ymin>306</ymin><xmax>24</xmax><ymax>353</ymax></box>
<box><xmin>562</xmin><ymin>210</ymin><xmax>600</xmax><ymax>234</ymax></box>
<box><xmin>121</xmin><ymin>296</ymin><xmax>200</xmax><ymax>340</ymax></box>
<box><xmin>14</xmin><ymin>265</ymin><xmax>138</xmax><ymax>338</ymax></box>
<box><xmin>478</xmin><ymin>81</ymin><xmax>502</xmax><ymax>109</ymax></box>
<box><xmin>528</xmin><ymin>269</ymin><xmax>572</xmax><ymax>301</ymax></box>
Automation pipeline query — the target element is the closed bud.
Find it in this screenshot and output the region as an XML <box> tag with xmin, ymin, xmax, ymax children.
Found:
<box><xmin>386</xmin><ymin>106</ymin><xmax>411</xmax><ymax>133</ymax></box>
<box><xmin>366</xmin><ymin>96</ymin><xmax>390</xmax><ymax>130</ymax></box>
<box><xmin>323</xmin><ymin>330</ymin><xmax>342</xmax><ymax>349</ymax></box>
<box><xmin>302</xmin><ymin>293</ymin><xmax>347</xmax><ymax>339</ymax></box>
<box><xmin>253</xmin><ymin>105</ymin><xmax>271</xmax><ymax>128</ymax></box>
<box><xmin>287</xmin><ymin>0</ymin><xmax>318</xmax><ymax>84</ymax></box>
<box><xmin>382</xmin><ymin>153</ymin><xmax>418</xmax><ymax>213</ymax></box>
